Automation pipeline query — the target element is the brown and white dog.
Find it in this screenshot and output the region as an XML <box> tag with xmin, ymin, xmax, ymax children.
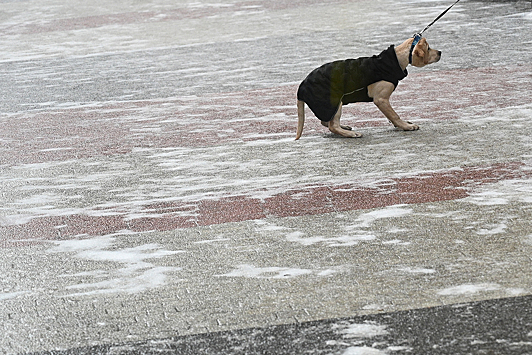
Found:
<box><xmin>295</xmin><ymin>37</ymin><xmax>441</xmax><ymax>140</ymax></box>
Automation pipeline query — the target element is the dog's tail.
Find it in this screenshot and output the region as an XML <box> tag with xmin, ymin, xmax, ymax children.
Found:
<box><xmin>295</xmin><ymin>100</ymin><xmax>305</xmax><ymax>140</ymax></box>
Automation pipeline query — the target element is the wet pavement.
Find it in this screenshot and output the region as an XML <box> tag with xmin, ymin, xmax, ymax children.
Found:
<box><xmin>25</xmin><ymin>295</ymin><xmax>532</xmax><ymax>354</ymax></box>
<box><xmin>1</xmin><ymin>0</ymin><xmax>532</xmax><ymax>354</ymax></box>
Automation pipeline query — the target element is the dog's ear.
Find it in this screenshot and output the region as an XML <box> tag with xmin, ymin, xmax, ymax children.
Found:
<box><xmin>413</xmin><ymin>38</ymin><xmax>429</xmax><ymax>65</ymax></box>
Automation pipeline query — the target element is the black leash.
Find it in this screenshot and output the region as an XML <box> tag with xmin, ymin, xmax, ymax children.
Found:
<box><xmin>409</xmin><ymin>0</ymin><xmax>462</xmax><ymax>64</ymax></box>
<box><xmin>418</xmin><ymin>0</ymin><xmax>462</xmax><ymax>36</ymax></box>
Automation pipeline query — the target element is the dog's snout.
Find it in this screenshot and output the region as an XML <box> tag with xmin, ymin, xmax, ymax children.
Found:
<box><xmin>437</xmin><ymin>51</ymin><xmax>442</xmax><ymax>57</ymax></box>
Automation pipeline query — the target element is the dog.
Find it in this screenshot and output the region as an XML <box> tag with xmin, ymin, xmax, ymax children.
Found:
<box><xmin>295</xmin><ymin>36</ymin><xmax>441</xmax><ymax>140</ymax></box>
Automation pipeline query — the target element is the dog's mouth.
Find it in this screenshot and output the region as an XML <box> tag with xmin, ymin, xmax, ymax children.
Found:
<box><xmin>434</xmin><ymin>51</ymin><xmax>442</xmax><ymax>63</ymax></box>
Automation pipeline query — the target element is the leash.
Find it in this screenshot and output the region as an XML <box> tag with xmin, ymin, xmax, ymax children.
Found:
<box><xmin>418</xmin><ymin>0</ymin><xmax>462</xmax><ymax>36</ymax></box>
<box><xmin>409</xmin><ymin>0</ymin><xmax>462</xmax><ymax>64</ymax></box>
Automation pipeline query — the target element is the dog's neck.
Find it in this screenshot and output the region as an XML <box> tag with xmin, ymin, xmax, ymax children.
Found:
<box><xmin>395</xmin><ymin>38</ymin><xmax>415</xmax><ymax>71</ymax></box>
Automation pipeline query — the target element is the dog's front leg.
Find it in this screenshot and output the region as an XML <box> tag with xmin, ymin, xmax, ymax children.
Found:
<box><xmin>375</xmin><ymin>97</ymin><xmax>419</xmax><ymax>131</ymax></box>
<box><xmin>369</xmin><ymin>81</ymin><xmax>419</xmax><ymax>131</ymax></box>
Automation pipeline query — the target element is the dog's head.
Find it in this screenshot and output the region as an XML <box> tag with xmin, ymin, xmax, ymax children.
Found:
<box><xmin>411</xmin><ymin>38</ymin><xmax>441</xmax><ymax>67</ymax></box>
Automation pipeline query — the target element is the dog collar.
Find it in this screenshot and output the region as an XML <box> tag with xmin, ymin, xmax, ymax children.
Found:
<box><xmin>409</xmin><ymin>33</ymin><xmax>422</xmax><ymax>64</ymax></box>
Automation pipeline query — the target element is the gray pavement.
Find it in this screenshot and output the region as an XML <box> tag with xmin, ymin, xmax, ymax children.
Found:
<box><xmin>1</xmin><ymin>0</ymin><xmax>532</xmax><ymax>354</ymax></box>
<box><xmin>25</xmin><ymin>295</ymin><xmax>532</xmax><ymax>354</ymax></box>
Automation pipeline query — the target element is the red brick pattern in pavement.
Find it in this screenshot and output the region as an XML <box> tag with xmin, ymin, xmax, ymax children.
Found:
<box><xmin>2</xmin><ymin>59</ymin><xmax>531</xmax><ymax>246</ymax></box>
<box><xmin>1</xmin><ymin>162</ymin><xmax>527</xmax><ymax>246</ymax></box>
<box><xmin>1</xmin><ymin>65</ymin><xmax>530</xmax><ymax>166</ymax></box>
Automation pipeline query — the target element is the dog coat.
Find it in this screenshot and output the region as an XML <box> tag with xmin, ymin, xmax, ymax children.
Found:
<box><xmin>297</xmin><ymin>45</ymin><xmax>407</xmax><ymax>122</ymax></box>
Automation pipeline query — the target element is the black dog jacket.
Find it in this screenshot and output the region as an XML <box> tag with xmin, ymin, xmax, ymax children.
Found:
<box><xmin>297</xmin><ymin>45</ymin><xmax>407</xmax><ymax>122</ymax></box>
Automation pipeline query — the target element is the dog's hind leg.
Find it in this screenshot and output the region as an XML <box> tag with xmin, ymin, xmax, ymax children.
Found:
<box><xmin>328</xmin><ymin>104</ymin><xmax>362</xmax><ymax>138</ymax></box>
<box><xmin>295</xmin><ymin>100</ymin><xmax>305</xmax><ymax>140</ymax></box>
<box><xmin>321</xmin><ymin>120</ymin><xmax>352</xmax><ymax>131</ymax></box>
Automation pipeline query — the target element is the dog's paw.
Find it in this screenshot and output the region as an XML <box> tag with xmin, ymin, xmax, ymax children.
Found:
<box><xmin>402</xmin><ymin>122</ymin><xmax>419</xmax><ymax>131</ymax></box>
<box><xmin>331</xmin><ymin>130</ymin><xmax>363</xmax><ymax>138</ymax></box>
<box><xmin>393</xmin><ymin>120</ymin><xmax>419</xmax><ymax>131</ymax></box>
<box><xmin>348</xmin><ymin>131</ymin><xmax>363</xmax><ymax>138</ymax></box>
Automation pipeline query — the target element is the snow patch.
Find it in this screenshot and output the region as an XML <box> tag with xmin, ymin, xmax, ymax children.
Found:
<box><xmin>437</xmin><ymin>283</ymin><xmax>501</xmax><ymax>296</ymax></box>
<box><xmin>342</xmin><ymin>346</ymin><xmax>386</xmax><ymax>355</ymax></box>
<box><xmin>387</xmin><ymin>346</ymin><xmax>413</xmax><ymax>352</ymax></box>
<box><xmin>284</xmin><ymin>206</ymin><xmax>412</xmax><ymax>246</ymax></box>
<box><xmin>350</xmin><ymin>205</ymin><xmax>413</xmax><ymax>229</ymax></box>
<box><xmin>398</xmin><ymin>267</ymin><xmax>436</xmax><ymax>274</ymax></box>
<box><xmin>193</xmin><ymin>236</ymin><xmax>230</xmax><ymax>244</ymax></box>
<box><xmin>0</xmin><ymin>291</ymin><xmax>32</xmax><ymax>301</ymax></box>
<box><xmin>521</xmin><ymin>11</ymin><xmax>532</xmax><ymax>21</ymax></box>
<box><xmin>340</xmin><ymin>323</ymin><xmax>388</xmax><ymax>338</ymax></box>
<box><xmin>218</xmin><ymin>264</ymin><xmax>312</xmax><ymax>279</ymax></box>
<box><xmin>477</xmin><ymin>223</ymin><xmax>507</xmax><ymax>235</ymax></box>
<box><xmin>49</xmin><ymin>233</ymin><xmax>183</xmax><ymax>296</ymax></box>
<box><xmin>362</xmin><ymin>304</ymin><xmax>384</xmax><ymax>311</ymax></box>
<box><xmin>286</xmin><ymin>231</ymin><xmax>376</xmax><ymax>247</ymax></box>
<box><xmin>466</xmin><ymin>178</ymin><xmax>532</xmax><ymax>206</ymax></box>
<box><xmin>467</xmin><ymin>191</ymin><xmax>508</xmax><ymax>206</ymax></box>
<box><xmin>382</xmin><ymin>239</ymin><xmax>411</xmax><ymax>246</ymax></box>
<box><xmin>218</xmin><ymin>264</ymin><xmax>340</xmax><ymax>279</ymax></box>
